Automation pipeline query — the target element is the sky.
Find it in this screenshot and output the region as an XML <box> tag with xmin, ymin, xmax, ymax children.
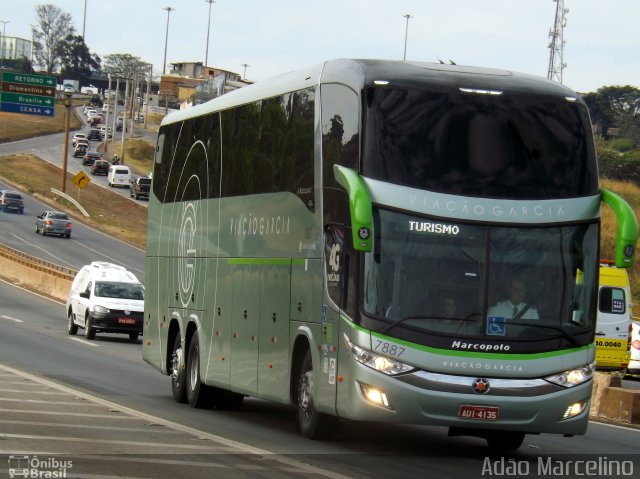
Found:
<box><xmin>2</xmin><ymin>0</ymin><xmax>639</xmax><ymax>93</ymax></box>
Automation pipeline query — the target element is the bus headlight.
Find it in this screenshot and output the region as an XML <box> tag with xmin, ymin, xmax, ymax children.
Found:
<box><xmin>544</xmin><ymin>362</ymin><xmax>595</xmax><ymax>388</ymax></box>
<box><xmin>343</xmin><ymin>333</ymin><xmax>415</xmax><ymax>375</ymax></box>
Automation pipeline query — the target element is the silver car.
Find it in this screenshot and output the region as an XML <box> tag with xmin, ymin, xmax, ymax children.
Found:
<box><xmin>35</xmin><ymin>211</ymin><xmax>73</xmax><ymax>238</ymax></box>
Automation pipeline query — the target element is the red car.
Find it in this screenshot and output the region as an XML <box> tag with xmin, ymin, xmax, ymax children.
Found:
<box><xmin>91</xmin><ymin>159</ymin><xmax>110</xmax><ymax>175</ymax></box>
<box><xmin>82</xmin><ymin>151</ymin><xmax>102</xmax><ymax>166</ymax></box>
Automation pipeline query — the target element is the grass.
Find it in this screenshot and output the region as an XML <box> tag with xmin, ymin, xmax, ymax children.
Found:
<box><xmin>0</xmin><ymin>153</ymin><xmax>148</xmax><ymax>249</ymax></box>
<box><xmin>0</xmin><ymin>98</ymin><xmax>84</xmax><ymax>142</ymax></box>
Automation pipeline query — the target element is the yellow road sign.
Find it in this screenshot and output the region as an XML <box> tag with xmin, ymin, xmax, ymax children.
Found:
<box><xmin>73</xmin><ymin>171</ymin><xmax>91</xmax><ymax>189</ymax></box>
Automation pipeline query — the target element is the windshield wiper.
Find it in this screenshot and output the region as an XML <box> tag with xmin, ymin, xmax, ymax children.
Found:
<box><xmin>381</xmin><ymin>315</ymin><xmax>475</xmax><ymax>334</ymax></box>
<box><xmin>507</xmin><ymin>321</ymin><xmax>579</xmax><ymax>345</ymax></box>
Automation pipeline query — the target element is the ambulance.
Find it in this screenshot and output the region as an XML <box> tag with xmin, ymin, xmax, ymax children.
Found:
<box><xmin>595</xmin><ymin>261</ymin><xmax>632</xmax><ymax>370</ymax></box>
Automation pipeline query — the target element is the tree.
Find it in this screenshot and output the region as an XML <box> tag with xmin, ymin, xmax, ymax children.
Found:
<box><xmin>56</xmin><ymin>34</ymin><xmax>101</xmax><ymax>82</ymax></box>
<box><xmin>103</xmin><ymin>53</ymin><xmax>148</xmax><ymax>80</ymax></box>
<box><xmin>584</xmin><ymin>86</ymin><xmax>640</xmax><ymax>143</ymax></box>
<box><xmin>32</xmin><ymin>4</ymin><xmax>75</xmax><ymax>74</ymax></box>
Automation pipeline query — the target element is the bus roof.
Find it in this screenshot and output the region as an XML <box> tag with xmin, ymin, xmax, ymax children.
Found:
<box><xmin>161</xmin><ymin>59</ymin><xmax>582</xmax><ymax>127</ymax></box>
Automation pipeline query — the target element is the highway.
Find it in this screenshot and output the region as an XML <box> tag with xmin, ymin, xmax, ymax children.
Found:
<box><xmin>1</xmin><ymin>130</ymin><xmax>639</xmax><ymax>478</ymax></box>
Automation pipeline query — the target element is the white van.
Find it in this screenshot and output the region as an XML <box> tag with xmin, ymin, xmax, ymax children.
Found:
<box><xmin>595</xmin><ymin>261</ymin><xmax>632</xmax><ymax>370</ymax></box>
<box><xmin>66</xmin><ymin>261</ymin><xmax>144</xmax><ymax>341</ymax></box>
<box><xmin>108</xmin><ymin>165</ymin><xmax>131</xmax><ymax>188</ymax></box>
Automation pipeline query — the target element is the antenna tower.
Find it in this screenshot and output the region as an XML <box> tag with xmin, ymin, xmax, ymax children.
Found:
<box><xmin>547</xmin><ymin>0</ymin><xmax>568</xmax><ymax>83</ymax></box>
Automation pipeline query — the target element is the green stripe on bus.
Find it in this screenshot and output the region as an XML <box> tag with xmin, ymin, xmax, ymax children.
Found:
<box><xmin>226</xmin><ymin>258</ymin><xmax>292</xmax><ymax>265</ymax></box>
<box><xmin>343</xmin><ymin>317</ymin><xmax>594</xmax><ymax>360</ymax></box>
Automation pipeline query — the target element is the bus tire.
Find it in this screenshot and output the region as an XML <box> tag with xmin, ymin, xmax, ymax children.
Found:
<box><xmin>295</xmin><ymin>350</ymin><xmax>336</xmax><ymax>439</ymax></box>
<box><xmin>171</xmin><ymin>334</ymin><xmax>188</xmax><ymax>403</ymax></box>
<box><xmin>186</xmin><ymin>331</ymin><xmax>213</xmax><ymax>408</ymax></box>
<box><xmin>486</xmin><ymin>431</ymin><xmax>525</xmax><ymax>451</ymax></box>
<box><xmin>67</xmin><ymin>310</ymin><xmax>77</xmax><ymax>336</ymax></box>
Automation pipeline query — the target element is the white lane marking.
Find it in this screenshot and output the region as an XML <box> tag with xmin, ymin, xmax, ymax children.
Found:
<box><xmin>0</xmin><ymin>278</ymin><xmax>64</xmax><ymax>305</ymax></box>
<box><xmin>1</xmin><ymin>315</ymin><xmax>23</xmax><ymax>323</ymax></box>
<box><xmin>9</xmin><ymin>233</ymin><xmax>77</xmax><ymax>268</ymax></box>
<box><xmin>69</xmin><ymin>337</ymin><xmax>100</xmax><ymax>347</ymax></box>
<box><xmin>0</xmin><ymin>433</ymin><xmax>238</xmax><ymax>452</ymax></box>
<box><xmin>68</xmin><ymin>239</ymin><xmax>144</xmax><ymax>276</ymax></box>
<box><xmin>0</xmin><ymin>363</ymin><xmax>355</xmax><ymax>479</ymax></box>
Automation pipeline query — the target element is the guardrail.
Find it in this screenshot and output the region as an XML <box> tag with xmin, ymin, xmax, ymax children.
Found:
<box><xmin>0</xmin><ymin>242</ymin><xmax>77</xmax><ymax>281</ymax></box>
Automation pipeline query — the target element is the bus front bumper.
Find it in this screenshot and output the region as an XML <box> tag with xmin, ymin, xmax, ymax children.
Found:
<box><xmin>337</xmin><ymin>364</ymin><xmax>591</xmax><ymax>435</ymax></box>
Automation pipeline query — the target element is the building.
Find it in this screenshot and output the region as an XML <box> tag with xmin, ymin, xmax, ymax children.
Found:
<box><xmin>0</xmin><ymin>36</ymin><xmax>32</xmax><ymax>62</ymax></box>
<box><xmin>159</xmin><ymin>62</ymin><xmax>252</xmax><ymax>109</ymax></box>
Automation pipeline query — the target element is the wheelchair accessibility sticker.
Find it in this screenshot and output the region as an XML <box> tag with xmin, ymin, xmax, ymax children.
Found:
<box><xmin>486</xmin><ymin>316</ymin><xmax>506</xmax><ymax>336</ymax></box>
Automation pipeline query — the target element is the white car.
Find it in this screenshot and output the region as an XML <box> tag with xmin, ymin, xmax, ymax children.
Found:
<box><xmin>628</xmin><ymin>319</ymin><xmax>640</xmax><ymax>375</ymax></box>
<box><xmin>66</xmin><ymin>261</ymin><xmax>144</xmax><ymax>342</ymax></box>
<box><xmin>72</xmin><ymin>133</ymin><xmax>87</xmax><ymax>146</ymax></box>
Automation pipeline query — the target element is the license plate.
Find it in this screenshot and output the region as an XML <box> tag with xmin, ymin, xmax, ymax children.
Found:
<box><xmin>458</xmin><ymin>405</ymin><xmax>500</xmax><ymax>420</ymax></box>
<box><xmin>118</xmin><ymin>318</ymin><xmax>136</xmax><ymax>325</ymax></box>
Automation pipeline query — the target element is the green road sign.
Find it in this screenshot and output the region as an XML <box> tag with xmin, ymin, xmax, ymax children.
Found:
<box><xmin>1</xmin><ymin>71</ymin><xmax>57</xmax><ymax>90</ymax></box>
<box><xmin>0</xmin><ymin>92</ymin><xmax>55</xmax><ymax>107</ymax></box>
<box><xmin>0</xmin><ymin>71</ymin><xmax>57</xmax><ymax>117</ymax></box>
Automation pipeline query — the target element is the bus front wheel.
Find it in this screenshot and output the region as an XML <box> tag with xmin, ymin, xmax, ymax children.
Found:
<box><xmin>186</xmin><ymin>331</ymin><xmax>214</xmax><ymax>408</ymax></box>
<box><xmin>170</xmin><ymin>334</ymin><xmax>187</xmax><ymax>403</ymax></box>
<box><xmin>295</xmin><ymin>350</ymin><xmax>336</xmax><ymax>439</ymax></box>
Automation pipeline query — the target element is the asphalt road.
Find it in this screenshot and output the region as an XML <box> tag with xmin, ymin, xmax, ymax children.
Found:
<box><xmin>0</xmin><ymin>179</ymin><xmax>144</xmax><ymax>281</ymax></box>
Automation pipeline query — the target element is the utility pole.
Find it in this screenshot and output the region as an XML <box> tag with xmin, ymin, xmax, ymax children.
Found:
<box><xmin>61</xmin><ymin>91</ymin><xmax>73</xmax><ymax>193</ymax></box>
<box><xmin>120</xmin><ymin>78</ymin><xmax>130</xmax><ymax>164</ymax></box>
<box><xmin>104</xmin><ymin>74</ymin><xmax>112</xmax><ymax>153</ymax></box>
<box><xmin>204</xmin><ymin>0</ymin><xmax>215</xmax><ymax>68</ymax></box>
<box><xmin>163</xmin><ymin>7</ymin><xmax>175</xmax><ymax>75</ymax></box>
<box><xmin>402</xmin><ymin>14</ymin><xmax>412</xmax><ymax>61</ymax></box>
<box><xmin>111</xmin><ymin>76</ymin><xmax>120</xmax><ymax>147</ymax></box>
<box><xmin>547</xmin><ymin>0</ymin><xmax>568</xmax><ymax>83</ymax></box>
<box><xmin>144</xmin><ymin>63</ymin><xmax>152</xmax><ymax>129</ymax></box>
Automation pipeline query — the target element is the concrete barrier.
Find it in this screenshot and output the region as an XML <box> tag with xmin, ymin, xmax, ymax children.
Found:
<box><xmin>0</xmin><ymin>243</ymin><xmax>75</xmax><ymax>303</ymax></box>
<box><xmin>596</xmin><ymin>387</ymin><xmax>640</xmax><ymax>424</ymax></box>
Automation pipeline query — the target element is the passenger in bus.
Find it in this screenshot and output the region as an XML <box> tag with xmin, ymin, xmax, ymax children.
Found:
<box><xmin>488</xmin><ymin>277</ymin><xmax>539</xmax><ymax>320</ymax></box>
<box><xmin>441</xmin><ymin>296</ymin><xmax>457</xmax><ymax>319</ymax></box>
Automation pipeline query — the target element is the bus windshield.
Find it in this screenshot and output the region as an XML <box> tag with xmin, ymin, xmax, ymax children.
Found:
<box><xmin>362</xmin><ymin>86</ymin><xmax>598</xmax><ymax>199</ymax></box>
<box><xmin>361</xmin><ymin>208</ymin><xmax>599</xmax><ymax>347</ymax></box>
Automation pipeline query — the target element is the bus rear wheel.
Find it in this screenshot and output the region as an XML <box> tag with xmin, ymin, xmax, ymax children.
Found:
<box><xmin>186</xmin><ymin>331</ymin><xmax>214</xmax><ymax>408</ymax></box>
<box><xmin>295</xmin><ymin>350</ymin><xmax>336</xmax><ymax>439</ymax></box>
<box><xmin>170</xmin><ymin>334</ymin><xmax>187</xmax><ymax>403</ymax></box>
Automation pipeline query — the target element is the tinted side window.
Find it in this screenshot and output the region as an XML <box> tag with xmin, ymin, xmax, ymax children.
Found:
<box><xmin>153</xmin><ymin>112</ymin><xmax>221</xmax><ymax>203</ymax></box>
<box><xmin>321</xmin><ymin>84</ymin><xmax>359</xmax><ymax>191</ymax></box>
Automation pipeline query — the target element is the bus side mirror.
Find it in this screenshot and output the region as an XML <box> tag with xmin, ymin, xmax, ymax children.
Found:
<box><xmin>333</xmin><ymin>165</ymin><xmax>373</xmax><ymax>252</ymax></box>
<box><xmin>601</xmin><ymin>188</ymin><xmax>638</xmax><ymax>268</ymax></box>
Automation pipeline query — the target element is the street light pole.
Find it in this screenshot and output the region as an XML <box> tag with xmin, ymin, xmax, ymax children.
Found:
<box><xmin>61</xmin><ymin>92</ymin><xmax>73</xmax><ymax>193</ymax></box>
<box><xmin>82</xmin><ymin>0</ymin><xmax>88</xmax><ymax>40</ymax></box>
<box><xmin>0</xmin><ymin>20</ymin><xmax>10</xmax><ymax>69</ymax></box>
<box><xmin>204</xmin><ymin>0</ymin><xmax>215</xmax><ymax>68</ymax></box>
<box><xmin>162</xmin><ymin>7</ymin><xmax>175</xmax><ymax>75</ymax></box>
<box><xmin>241</xmin><ymin>63</ymin><xmax>249</xmax><ymax>80</ymax></box>
<box><xmin>402</xmin><ymin>14</ymin><xmax>412</xmax><ymax>61</ymax></box>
